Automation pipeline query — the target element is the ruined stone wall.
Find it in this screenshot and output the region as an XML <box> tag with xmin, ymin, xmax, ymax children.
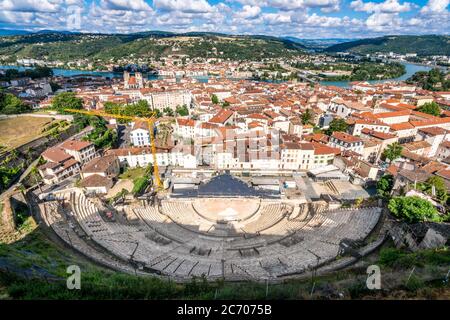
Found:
<box><xmin>1</xmin><ymin>195</ymin><xmax>16</xmax><ymax>231</ymax></box>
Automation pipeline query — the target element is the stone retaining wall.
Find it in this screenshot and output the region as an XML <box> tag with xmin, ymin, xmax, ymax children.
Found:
<box><xmin>1</xmin><ymin>195</ymin><xmax>16</xmax><ymax>231</ymax></box>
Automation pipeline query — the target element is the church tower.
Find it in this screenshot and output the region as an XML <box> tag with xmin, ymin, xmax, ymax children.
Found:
<box><xmin>123</xmin><ymin>71</ymin><xmax>130</xmax><ymax>89</ymax></box>
<box><xmin>135</xmin><ymin>72</ymin><xmax>144</xmax><ymax>89</ymax></box>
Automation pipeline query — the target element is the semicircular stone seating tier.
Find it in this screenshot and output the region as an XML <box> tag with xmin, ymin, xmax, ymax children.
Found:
<box><xmin>54</xmin><ymin>191</ymin><xmax>382</xmax><ymax>281</ymax></box>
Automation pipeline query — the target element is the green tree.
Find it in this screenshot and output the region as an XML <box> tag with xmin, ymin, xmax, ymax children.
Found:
<box><xmin>52</xmin><ymin>92</ymin><xmax>83</xmax><ymax>112</ymax></box>
<box><xmin>301</xmin><ymin>108</ymin><xmax>312</xmax><ymax>125</ymax></box>
<box><xmin>0</xmin><ymin>92</ymin><xmax>30</xmax><ymax>114</ymax></box>
<box><xmin>376</xmin><ymin>174</ymin><xmax>394</xmax><ymax>199</ymax></box>
<box><xmin>78</xmin><ymin>115</ymin><xmax>117</xmax><ymax>149</ymax></box>
<box><xmin>419</xmin><ymin>176</ymin><xmax>448</xmax><ymax>204</ymax></box>
<box><xmin>388</xmin><ymin>196</ymin><xmax>442</xmax><ymax>223</ymax></box>
<box><xmin>176</xmin><ymin>105</ymin><xmax>189</xmax><ymax>116</ymax></box>
<box><xmin>407</xmin><ymin>68</ymin><xmax>450</xmax><ymax>91</ymax></box>
<box><xmin>131</xmin><ymin>100</ymin><xmax>151</xmax><ymax>116</ymax></box>
<box><xmin>163</xmin><ymin>107</ymin><xmax>174</xmax><ymax>117</ymax></box>
<box><xmin>153</xmin><ymin>108</ymin><xmax>162</xmax><ymax>118</ymax></box>
<box><xmin>325</xmin><ymin>118</ymin><xmax>348</xmax><ymax>136</ymax></box>
<box><xmin>104</xmin><ymin>100</ymin><xmax>154</xmax><ymax>118</ymax></box>
<box><xmin>417</xmin><ymin>102</ymin><xmax>441</xmax><ymax>117</ymax></box>
<box><xmin>73</xmin><ymin>114</ymin><xmax>91</xmax><ymax>130</ymax></box>
<box><xmin>111</xmin><ymin>188</ymin><xmax>129</xmax><ymax>204</ymax></box>
<box><xmin>0</xmin><ymin>164</ymin><xmax>21</xmax><ymax>190</ymax></box>
<box><xmin>132</xmin><ymin>177</ymin><xmax>149</xmax><ymax>196</ymax></box>
<box><xmin>383</xmin><ymin>142</ymin><xmax>403</xmax><ymax>162</ymax></box>
<box><xmin>211</xmin><ymin>94</ymin><xmax>219</xmax><ymax>104</ymax></box>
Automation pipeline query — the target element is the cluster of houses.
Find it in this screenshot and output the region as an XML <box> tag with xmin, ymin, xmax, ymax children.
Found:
<box><xmin>31</xmin><ymin>67</ymin><xmax>450</xmax><ymax>199</ymax></box>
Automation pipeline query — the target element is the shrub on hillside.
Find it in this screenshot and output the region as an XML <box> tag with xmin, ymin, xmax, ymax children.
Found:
<box><xmin>388</xmin><ymin>196</ymin><xmax>442</xmax><ymax>223</ymax></box>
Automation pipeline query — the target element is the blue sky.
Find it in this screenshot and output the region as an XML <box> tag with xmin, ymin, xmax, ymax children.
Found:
<box><xmin>0</xmin><ymin>0</ymin><xmax>448</xmax><ymax>38</ymax></box>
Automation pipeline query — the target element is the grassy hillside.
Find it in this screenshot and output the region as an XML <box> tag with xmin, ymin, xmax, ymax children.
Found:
<box><xmin>325</xmin><ymin>35</ymin><xmax>450</xmax><ymax>56</ymax></box>
<box><xmin>0</xmin><ymin>32</ymin><xmax>305</xmax><ymax>64</ymax></box>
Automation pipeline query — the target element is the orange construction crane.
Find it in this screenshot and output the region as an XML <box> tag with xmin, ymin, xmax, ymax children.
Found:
<box><xmin>65</xmin><ymin>108</ymin><xmax>163</xmax><ymax>190</ymax></box>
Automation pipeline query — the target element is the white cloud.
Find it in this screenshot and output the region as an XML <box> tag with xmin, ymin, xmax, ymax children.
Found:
<box><xmin>366</xmin><ymin>12</ymin><xmax>402</xmax><ymax>31</ymax></box>
<box><xmin>0</xmin><ymin>0</ymin><xmax>446</xmax><ymax>38</ymax></box>
<box><xmin>351</xmin><ymin>0</ymin><xmax>412</xmax><ymax>13</ymax></box>
<box><xmin>265</xmin><ymin>0</ymin><xmax>341</xmax><ymax>12</ymax></box>
<box><xmin>100</xmin><ymin>0</ymin><xmax>153</xmax><ymax>12</ymax></box>
<box><xmin>230</xmin><ymin>0</ymin><xmax>269</xmax><ymax>6</ymax></box>
<box><xmin>65</xmin><ymin>0</ymin><xmax>83</xmax><ymax>7</ymax></box>
<box><xmin>304</xmin><ymin>13</ymin><xmax>343</xmax><ymax>27</ymax></box>
<box><xmin>261</xmin><ymin>12</ymin><xmax>292</xmax><ymax>24</ymax></box>
<box><xmin>235</xmin><ymin>5</ymin><xmax>261</xmax><ymax>19</ymax></box>
<box><xmin>153</xmin><ymin>0</ymin><xmax>214</xmax><ymax>13</ymax></box>
<box><xmin>0</xmin><ymin>10</ymin><xmax>35</xmax><ymax>23</ymax></box>
<box><xmin>420</xmin><ymin>0</ymin><xmax>449</xmax><ymax>13</ymax></box>
<box><xmin>304</xmin><ymin>0</ymin><xmax>340</xmax><ymax>12</ymax></box>
<box><xmin>406</xmin><ymin>18</ymin><xmax>422</xmax><ymax>26</ymax></box>
<box><xmin>80</xmin><ymin>1</ymin><xmax>156</xmax><ymax>33</ymax></box>
<box><xmin>0</xmin><ymin>0</ymin><xmax>61</xmax><ymax>13</ymax></box>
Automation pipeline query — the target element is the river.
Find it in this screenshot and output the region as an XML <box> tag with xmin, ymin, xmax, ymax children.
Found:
<box><xmin>0</xmin><ymin>62</ymin><xmax>434</xmax><ymax>87</ymax></box>
<box><xmin>319</xmin><ymin>62</ymin><xmax>433</xmax><ymax>88</ymax></box>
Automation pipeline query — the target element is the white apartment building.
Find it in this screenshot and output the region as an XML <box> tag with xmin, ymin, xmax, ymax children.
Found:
<box><xmin>374</xmin><ymin>110</ymin><xmax>411</xmax><ymax>125</ymax></box>
<box><xmin>38</xmin><ymin>158</ymin><xmax>80</xmax><ymax>185</ymax></box>
<box><xmin>280</xmin><ymin>142</ymin><xmax>315</xmax><ymax>170</ymax></box>
<box><xmin>329</xmin><ymin>132</ymin><xmax>364</xmax><ymax>155</ymax></box>
<box><xmin>173</xmin><ymin>119</ymin><xmax>219</xmax><ymax>139</ymax></box>
<box><xmin>143</xmin><ymin>90</ymin><xmax>192</xmax><ymax>111</ymax></box>
<box><xmin>59</xmin><ymin>140</ymin><xmax>96</xmax><ymax>164</ymax></box>
<box><xmin>130</xmin><ymin>121</ymin><xmax>151</xmax><ymax>146</ymax></box>
<box><xmin>108</xmin><ymin>147</ymin><xmax>198</xmax><ymax>169</ymax></box>
<box><xmin>213</xmin><ymin>139</ymin><xmax>339</xmax><ymax>171</ymax></box>
<box><xmin>416</xmin><ymin>127</ymin><xmax>450</xmax><ymax>158</ymax></box>
<box><xmin>348</xmin><ymin>119</ymin><xmax>390</xmax><ymax>136</ymax></box>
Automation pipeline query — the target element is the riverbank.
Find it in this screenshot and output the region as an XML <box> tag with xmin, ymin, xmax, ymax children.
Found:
<box><xmin>0</xmin><ymin>61</ymin><xmax>434</xmax><ymax>88</ymax></box>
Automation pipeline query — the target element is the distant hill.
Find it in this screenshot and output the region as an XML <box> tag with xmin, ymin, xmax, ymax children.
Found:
<box><xmin>283</xmin><ymin>37</ymin><xmax>354</xmax><ymax>49</ymax></box>
<box><xmin>0</xmin><ymin>29</ymin><xmax>32</xmax><ymax>36</ymax></box>
<box><xmin>34</xmin><ymin>29</ymin><xmax>78</xmax><ymax>35</ymax></box>
<box><xmin>0</xmin><ymin>31</ymin><xmax>306</xmax><ymax>64</ymax></box>
<box><xmin>325</xmin><ymin>35</ymin><xmax>450</xmax><ymax>56</ymax></box>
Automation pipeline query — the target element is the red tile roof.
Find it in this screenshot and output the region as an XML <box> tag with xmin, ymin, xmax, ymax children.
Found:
<box><xmin>361</xmin><ymin>128</ymin><xmax>396</xmax><ymax>140</ymax></box>
<box><xmin>60</xmin><ymin>140</ymin><xmax>93</xmax><ymax>151</ymax></box>
<box><xmin>418</xmin><ymin>126</ymin><xmax>448</xmax><ymax>136</ymax></box>
<box><xmin>436</xmin><ymin>169</ymin><xmax>450</xmax><ymax>180</ymax></box>
<box><xmin>312</xmin><ymin>143</ymin><xmax>341</xmax><ymax>155</ymax></box>
<box><xmin>386</xmin><ymin>164</ymin><xmax>399</xmax><ymax>176</ymax></box>
<box><xmin>373</xmin><ymin>110</ymin><xmax>411</xmax><ymax>119</ymax></box>
<box><xmin>82</xmin><ymin>155</ymin><xmax>117</xmax><ymax>173</ymax></box>
<box><xmin>331</xmin><ymin>131</ymin><xmax>362</xmax><ymax>143</ymax></box>
<box><xmin>177</xmin><ymin>118</ymin><xmax>196</xmax><ymax>127</ymax></box>
<box><xmin>410</xmin><ymin>117</ymin><xmax>450</xmax><ymax>128</ymax></box>
<box><xmin>390</xmin><ymin>122</ymin><xmax>414</xmax><ymax>131</ymax></box>
<box><xmin>80</xmin><ymin>174</ymin><xmax>112</xmax><ymax>188</ymax></box>
<box><xmin>42</xmin><ymin>147</ymin><xmax>72</xmax><ymax>163</ymax></box>
<box><xmin>209</xmin><ymin>109</ymin><xmax>234</xmax><ymax>124</ymax></box>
